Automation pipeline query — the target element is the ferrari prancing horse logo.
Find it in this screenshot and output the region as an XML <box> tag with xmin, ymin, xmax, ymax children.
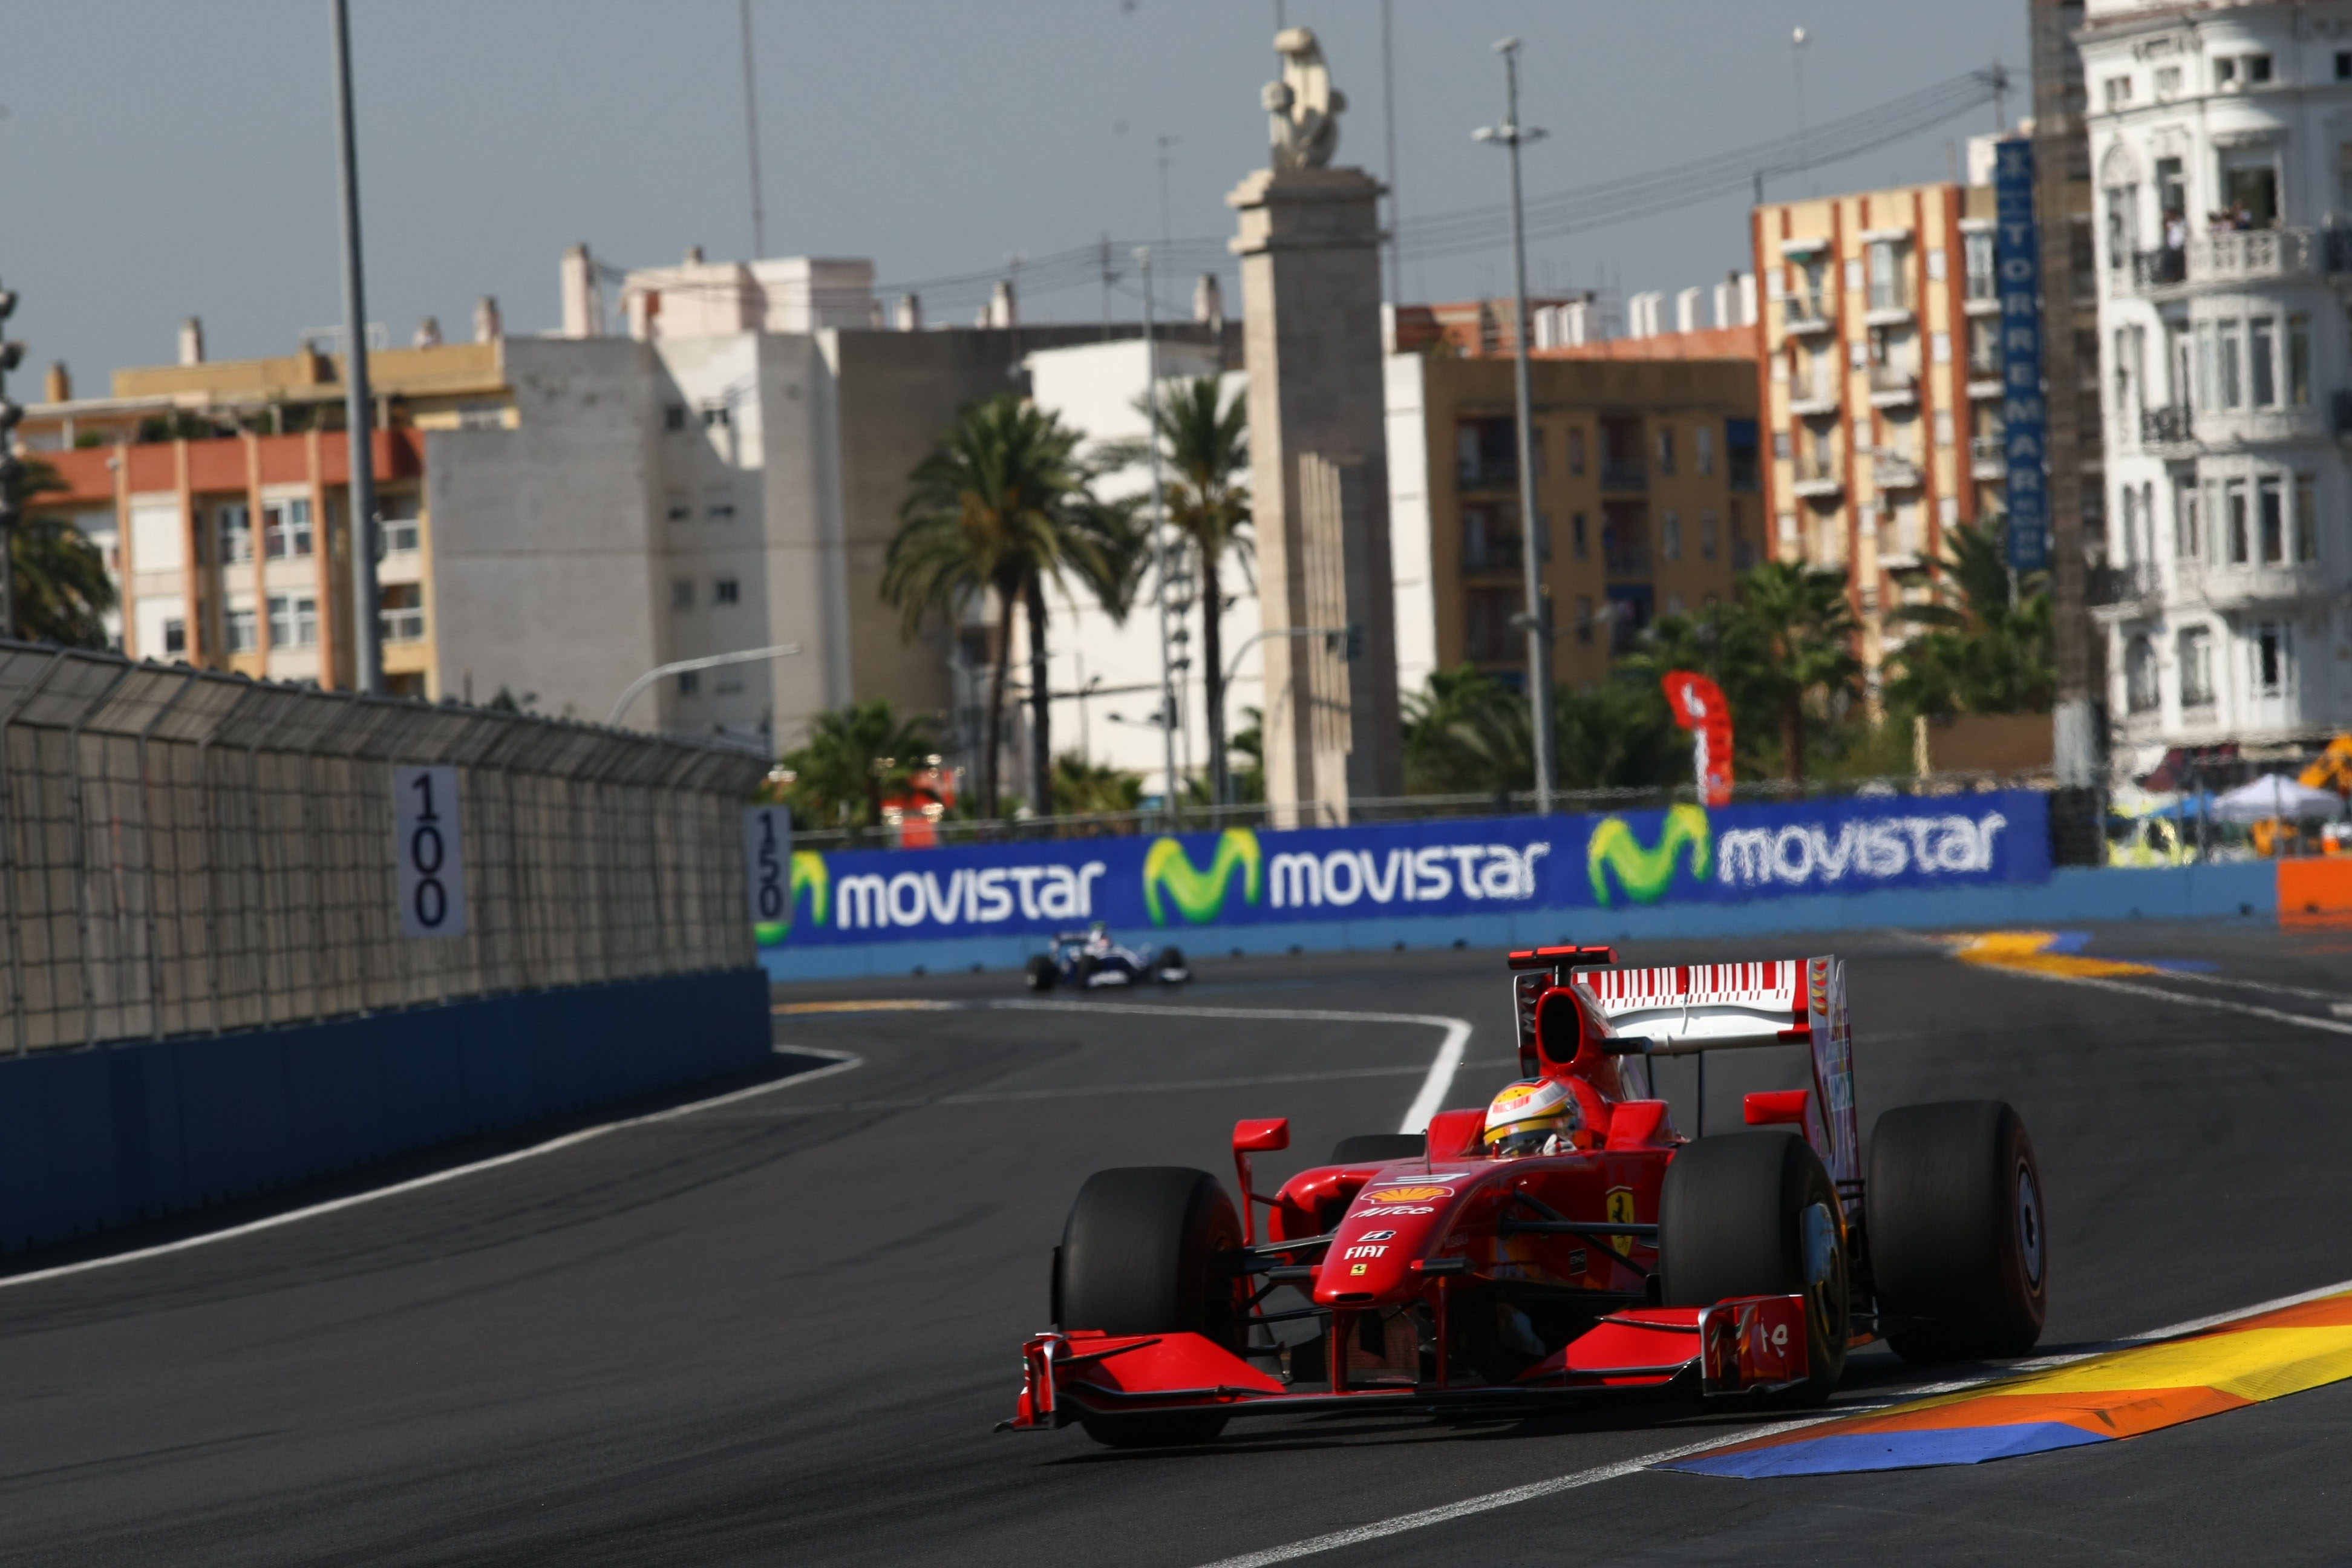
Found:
<box><xmin>1606</xmin><ymin>1187</ymin><xmax>1637</xmax><ymax>1256</ymax></box>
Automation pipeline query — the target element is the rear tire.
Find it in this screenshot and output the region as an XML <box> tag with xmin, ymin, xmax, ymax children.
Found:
<box><xmin>1660</xmin><ymin>1132</ymin><xmax>1850</xmax><ymax>1402</ymax></box>
<box><xmin>1071</xmin><ymin>953</ymin><xmax>1099</xmax><ymax>990</ymax></box>
<box><xmin>1025</xmin><ymin>955</ymin><xmax>1057</xmax><ymax>992</ymax></box>
<box><xmin>1056</xmin><ymin>1166</ymin><xmax>1242</xmax><ymax>1447</ymax></box>
<box><xmin>1329</xmin><ymin>1133</ymin><xmax>1426</xmax><ymax>1165</ymax></box>
<box><xmin>1868</xmin><ymin>1100</ymin><xmax>2046</xmax><ymax>1362</ymax></box>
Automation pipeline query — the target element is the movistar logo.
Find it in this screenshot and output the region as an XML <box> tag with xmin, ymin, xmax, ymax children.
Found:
<box><xmin>1143</xmin><ymin>829</ymin><xmax>1263</xmax><ymax>925</ymax></box>
<box><xmin>756</xmin><ymin>850</ymin><xmax>831</xmax><ymax>946</ymax></box>
<box><xmin>1588</xmin><ymin>805</ymin><xmax>1711</xmax><ymax>906</ymax></box>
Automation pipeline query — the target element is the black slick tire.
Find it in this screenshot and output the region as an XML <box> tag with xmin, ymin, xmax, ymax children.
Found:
<box><xmin>1155</xmin><ymin>946</ymin><xmax>1188</xmax><ymax>985</ymax></box>
<box><xmin>1025</xmin><ymin>955</ymin><xmax>1057</xmax><ymax>992</ymax></box>
<box><xmin>1329</xmin><ymin>1133</ymin><xmax>1427</xmax><ymax>1165</ymax></box>
<box><xmin>1056</xmin><ymin>1166</ymin><xmax>1241</xmax><ymax>1446</ymax></box>
<box><xmin>1867</xmin><ymin>1100</ymin><xmax>2047</xmax><ymax>1362</ymax></box>
<box><xmin>1660</xmin><ymin>1131</ymin><xmax>1850</xmax><ymax>1403</ymax></box>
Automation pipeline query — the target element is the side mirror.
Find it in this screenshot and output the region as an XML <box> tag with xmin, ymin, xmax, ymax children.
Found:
<box><xmin>1232</xmin><ymin>1117</ymin><xmax>1290</xmax><ymax>1153</ymax></box>
<box><xmin>1743</xmin><ymin>1089</ymin><xmax>1811</xmax><ymax>1126</ymax></box>
<box><xmin>1601</xmin><ymin>1035</ymin><xmax>1654</xmax><ymax>1056</ymax></box>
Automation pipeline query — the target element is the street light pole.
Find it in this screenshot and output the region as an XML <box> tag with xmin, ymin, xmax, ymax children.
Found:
<box><xmin>1138</xmin><ymin>247</ymin><xmax>1181</xmax><ymax>829</ymax></box>
<box><xmin>609</xmin><ymin>642</ymin><xmax>801</xmax><ymax>727</ymax></box>
<box><xmin>1477</xmin><ymin>38</ymin><xmax>1553</xmax><ymax>814</ymax></box>
<box><xmin>330</xmin><ymin>0</ymin><xmax>382</xmax><ymax>695</ymax></box>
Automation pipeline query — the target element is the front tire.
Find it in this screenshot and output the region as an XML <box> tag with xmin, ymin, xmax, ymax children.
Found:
<box><xmin>1056</xmin><ymin>1166</ymin><xmax>1242</xmax><ymax>1446</ymax></box>
<box><xmin>1661</xmin><ymin>1132</ymin><xmax>1850</xmax><ymax>1402</ymax></box>
<box><xmin>1155</xmin><ymin>946</ymin><xmax>1189</xmax><ymax>985</ymax></box>
<box><xmin>1868</xmin><ymin>1100</ymin><xmax>2047</xmax><ymax>1361</ymax></box>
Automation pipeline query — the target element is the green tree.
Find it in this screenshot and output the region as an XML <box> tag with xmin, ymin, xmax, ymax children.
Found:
<box><xmin>1051</xmin><ymin>752</ymin><xmax>1144</xmax><ymax>815</ymax></box>
<box><xmin>1100</xmin><ymin>375</ymin><xmax>1252</xmax><ymax>802</ymax></box>
<box><xmin>1884</xmin><ymin>520</ymin><xmax>2055</xmax><ymax>719</ymax></box>
<box><xmin>883</xmin><ymin>394</ymin><xmax>1136</xmax><ymax>818</ymax></box>
<box><xmin>777</xmin><ymin>699</ymin><xmax>939</xmax><ymax>834</ymax></box>
<box><xmin>2</xmin><ymin>459</ymin><xmax>117</xmax><ymax>649</ymax></box>
<box><xmin>1722</xmin><ymin>561</ymin><xmax>1863</xmax><ymax>785</ymax></box>
<box><xmin>1402</xmin><ymin>664</ymin><xmax>1527</xmax><ymax>794</ymax></box>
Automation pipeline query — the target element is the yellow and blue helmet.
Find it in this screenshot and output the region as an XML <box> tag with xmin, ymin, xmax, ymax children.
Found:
<box><xmin>1483</xmin><ymin>1077</ymin><xmax>1581</xmax><ymax>1157</ymax></box>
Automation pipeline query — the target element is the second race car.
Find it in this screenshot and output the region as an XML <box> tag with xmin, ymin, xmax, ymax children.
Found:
<box><xmin>1025</xmin><ymin>923</ymin><xmax>1191</xmax><ymax>993</ymax></box>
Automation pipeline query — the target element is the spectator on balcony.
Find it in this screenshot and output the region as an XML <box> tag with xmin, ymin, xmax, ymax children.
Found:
<box><xmin>2163</xmin><ymin>211</ymin><xmax>2186</xmax><ymax>252</ymax></box>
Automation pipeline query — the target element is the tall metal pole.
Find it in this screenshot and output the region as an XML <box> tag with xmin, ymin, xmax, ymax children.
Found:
<box><xmin>739</xmin><ymin>0</ymin><xmax>767</xmax><ymax>258</ymax></box>
<box><xmin>1479</xmin><ymin>39</ymin><xmax>1552</xmax><ymax>813</ymax></box>
<box><xmin>1382</xmin><ymin>0</ymin><xmax>1401</xmax><ymax>306</ymax></box>
<box><xmin>330</xmin><ymin>0</ymin><xmax>382</xmax><ymax>696</ymax></box>
<box><xmin>1138</xmin><ymin>248</ymin><xmax>1181</xmax><ymax>828</ymax></box>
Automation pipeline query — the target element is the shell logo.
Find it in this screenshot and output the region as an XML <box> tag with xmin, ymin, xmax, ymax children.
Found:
<box><xmin>1363</xmin><ymin>1185</ymin><xmax>1453</xmax><ymax>1204</ymax></box>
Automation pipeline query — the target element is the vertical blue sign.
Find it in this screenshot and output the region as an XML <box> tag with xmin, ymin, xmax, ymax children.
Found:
<box><xmin>1993</xmin><ymin>137</ymin><xmax>2049</xmax><ymax>573</ymax></box>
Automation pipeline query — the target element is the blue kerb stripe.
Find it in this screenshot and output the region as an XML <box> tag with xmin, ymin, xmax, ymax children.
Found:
<box><xmin>1669</xmin><ymin>1422</ymin><xmax>2111</xmax><ymax>1477</ymax></box>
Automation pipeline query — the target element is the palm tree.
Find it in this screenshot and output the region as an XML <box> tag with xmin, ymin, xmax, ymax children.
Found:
<box><xmin>1102</xmin><ymin>376</ymin><xmax>1250</xmax><ymax>803</ymax></box>
<box><xmin>2</xmin><ymin>459</ymin><xmax>116</xmax><ymax>648</ymax></box>
<box><xmin>1052</xmin><ymin>752</ymin><xmax>1145</xmax><ymax>815</ymax></box>
<box><xmin>1884</xmin><ymin>520</ymin><xmax>2055</xmax><ymax>719</ymax></box>
<box><xmin>777</xmin><ymin>699</ymin><xmax>938</xmax><ymax>834</ymax></box>
<box><xmin>1725</xmin><ymin>561</ymin><xmax>1862</xmax><ymax>785</ymax></box>
<box><xmin>883</xmin><ymin>395</ymin><xmax>1135</xmax><ymax>818</ymax></box>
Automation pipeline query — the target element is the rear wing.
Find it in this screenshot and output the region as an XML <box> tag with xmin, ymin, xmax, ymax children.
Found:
<box><xmin>1578</xmin><ymin>958</ymin><xmax>1858</xmax><ymax>1191</ymax></box>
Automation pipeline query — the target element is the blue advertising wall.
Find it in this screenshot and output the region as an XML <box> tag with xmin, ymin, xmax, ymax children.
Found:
<box><xmin>759</xmin><ymin>792</ymin><xmax>2105</xmax><ymax>979</ymax></box>
<box><xmin>0</xmin><ymin>967</ymin><xmax>772</xmax><ymax>1257</ymax></box>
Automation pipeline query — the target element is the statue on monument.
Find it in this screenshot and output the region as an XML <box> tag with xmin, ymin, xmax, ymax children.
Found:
<box><xmin>1263</xmin><ymin>27</ymin><xmax>1345</xmax><ymax>171</ymax></box>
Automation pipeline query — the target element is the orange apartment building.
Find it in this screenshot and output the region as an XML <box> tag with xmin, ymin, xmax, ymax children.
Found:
<box><xmin>1751</xmin><ymin>181</ymin><xmax>2011</xmax><ymax>674</ymax></box>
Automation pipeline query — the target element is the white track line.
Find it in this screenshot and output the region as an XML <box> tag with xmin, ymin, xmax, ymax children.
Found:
<box><xmin>0</xmin><ymin>1048</ymin><xmax>867</xmax><ymax>1293</ymax></box>
<box><xmin>990</xmin><ymin>1000</ymin><xmax>1475</xmax><ymax>1136</ymax></box>
<box><xmin>1962</xmin><ymin>962</ymin><xmax>2352</xmax><ymax>1038</ymax></box>
<box><xmin>1189</xmin><ymin>1270</ymin><xmax>2352</xmax><ymax>1567</ymax></box>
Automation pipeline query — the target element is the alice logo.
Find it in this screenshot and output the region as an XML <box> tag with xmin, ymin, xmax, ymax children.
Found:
<box><xmin>1142</xmin><ymin>829</ymin><xmax>1264</xmax><ymax>925</ymax></box>
<box><xmin>754</xmin><ymin>851</ymin><xmax>831</xmax><ymax>946</ymax></box>
<box><xmin>1587</xmin><ymin>805</ymin><xmax>1710</xmax><ymax>907</ymax></box>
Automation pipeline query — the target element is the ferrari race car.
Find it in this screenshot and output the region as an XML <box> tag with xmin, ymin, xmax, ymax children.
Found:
<box><xmin>1003</xmin><ymin>945</ymin><xmax>2047</xmax><ymax>1446</ymax></box>
<box><xmin>1025</xmin><ymin>924</ymin><xmax>1191</xmax><ymax>993</ymax></box>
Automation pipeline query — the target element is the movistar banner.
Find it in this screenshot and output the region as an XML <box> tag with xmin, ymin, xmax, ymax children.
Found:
<box><xmin>756</xmin><ymin>791</ymin><xmax>2049</xmax><ymax>947</ymax></box>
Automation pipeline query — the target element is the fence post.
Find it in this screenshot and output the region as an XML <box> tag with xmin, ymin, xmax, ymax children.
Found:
<box><xmin>0</xmin><ymin>649</ymin><xmax>70</xmax><ymax>1055</ymax></box>
<box><xmin>65</xmin><ymin>662</ymin><xmax>133</xmax><ymax>1047</ymax></box>
<box><xmin>135</xmin><ymin>672</ymin><xmax>197</xmax><ymax>1040</ymax></box>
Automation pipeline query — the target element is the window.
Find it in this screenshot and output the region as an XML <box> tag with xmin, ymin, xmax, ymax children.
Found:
<box><xmin>2125</xmin><ymin>636</ymin><xmax>2159</xmax><ymax>713</ymax></box>
<box><xmin>1566</xmin><ymin>426</ymin><xmax>1586</xmax><ymax>476</ymax></box>
<box><xmin>2155</xmin><ymin>157</ymin><xmax>2185</xmax><ymax>225</ymax></box>
<box><xmin>2176</xmin><ymin>479</ymin><xmax>2201</xmax><ymax>560</ymax></box>
<box><xmin>678</xmin><ymin>670</ymin><xmax>701</xmax><ymax>696</ymax></box>
<box><xmin>2224</xmin><ymin>166</ymin><xmax>2278</xmax><ymax>227</ymax></box>
<box><xmin>701</xmin><ymin>403</ymin><xmax>731</xmax><ymax>428</ymax></box>
<box><xmin>162</xmin><ymin>618</ymin><xmax>186</xmax><ymax>657</ymax></box>
<box><xmin>2195</xmin><ymin>323</ymin><xmax>2215</xmax><ymax>409</ymax></box>
<box><xmin>2250</xmin><ymin>319</ymin><xmax>2277</xmax><ymax>407</ymax></box>
<box><xmin>2103</xmin><ymin>76</ymin><xmax>2132</xmax><ymax>111</ymax></box>
<box><xmin>716</xmin><ymin>675</ymin><xmax>745</xmax><ymax>696</ymax></box>
<box><xmin>2118</xmin><ymin>485</ymin><xmax>2140</xmax><ymax>563</ymax></box>
<box><xmin>2215</xmin><ymin>56</ymin><xmax>2237</xmax><ymax>90</ymax></box>
<box><xmin>2288</xmin><ymin>315</ymin><xmax>2310</xmax><ymax>405</ymax></box>
<box><xmin>225</xmin><ymin>606</ymin><xmax>258</xmax><ymax>653</ymax></box>
<box><xmin>1700</xmin><ymin>510</ymin><xmax>1719</xmax><ymax>560</ymax></box>
<box><xmin>1571</xmin><ymin>511</ymin><xmax>1589</xmax><ymax>561</ymax></box>
<box><xmin>672</xmin><ymin>579</ymin><xmax>693</xmax><ymax>610</ymax></box>
<box><xmin>2178</xmin><ymin>627</ymin><xmax>2215</xmax><ymax>706</ymax></box>
<box><xmin>382</xmin><ymin>508</ymin><xmax>420</xmax><ymax>556</ymax></box>
<box><xmin>1963</xmin><ymin>231</ymin><xmax>1996</xmax><ymax>301</ymax></box>
<box><xmin>665</xmin><ymin>404</ymin><xmax>687</xmax><ymax>431</ymax></box>
<box><xmin>262</xmin><ymin>499</ymin><xmax>314</xmax><ymax>559</ymax></box>
<box><xmin>713</xmin><ymin>577</ymin><xmax>740</xmax><ymax>605</ymax></box>
<box><xmin>1574</xmin><ymin>596</ymin><xmax>1594</xmax><ymax>645</ymax></box>
<box><xmin>267</xmin><ymin>594</ymin><xmax>317</xmax><ymax>648</ymax></box>
<box><xmin>1662</xmin><ymin>510</ymin><xmax>1682</xmax><ymax>562</ymax></box>
<box><xmin>2157</xmin><ymin>65</ymin><xmax>2182</xmax><ymax>97</ymax></box>
<box><xmin>1601</xmin><ymin>502</ymin><xmax>1650</xmax><ymax>575</ymax></box>
<box><xmin>2295</xmin><ymin>473</ymin><xmax>2318</xmax><ymax>562</ymax></box>
<box><xmin>2246</xmin><ymin>54</ymin><xmax>2273</xmax><ymax>85</ymax></box>
<box><xmin>1457</xmin><ymin>417</ymin><xmax>1518</xmax><ymax>490</ymax></box>
<box><xmin>1598</xmin><ymin>417</ymin><xmax>1643</xmax><ymax>486</ymax></box>
<box><xmin>2259</xmin><ymin>477</ymin><xmax>2285</xmax><ymax>563</ymax></box>
<box><xmin>1774</xmin><ymin>431</ymin><xmax>1794</xmax><ymax>460</ymax></box>
<box><xmin>2227</xmin><ymin>482</ymin><xmax>2250</xmax><ymax>563</ymax></box>
<box><xmin>218</xmin><ymin>505</ymin><xmax>253</xmax><ymax>564</ymax></box>
<box><xmin>2104</xmin><ymin>185</ymin><xmax>2138</xmax><ymax>267</ymax></box>
<box><xmin>379</xmin><ymin>583</ymin><xmax>425</xmax><ymax>642</ymax></box>
<box><xmin>666</xmin><ymin>491</ymin><xmax>691</xmax><ymax>523</ymax></box>
<box><xmin>1656</xmin><ymin>426</ymin><xmax>1676</xmax><ymax>476</ymax></box>
<box><xmin>1694</xmin><ymin>425</ymin><xmax>1715</xmax><ymax>476</ymax></box>
<box><xmin>2255</xmin><ymin>622</ymin><xmax>2291</xmax><ymax>694</ymax></box>
<box><xmin>707</xmin><ymin>498</ymin><xmax>737</xmax><ymax>520</ymax></box>
<box><xmin>2339</xmin><ymin>51</ymin><xmax>2352</xmax><ymax>81</ymax></box>
<box><xmin>2216</xmin><ymin>319</ymin><xmax>2243</xmax><ymax>408</ymax></box>
<box><xmin>1463</xmin><ymin>587</ymin><xmax>1520</xmax><ymax>662</ymax></box>
<box><xmin>1866</xmin><ymin>241</ymin><xmax>1904</xmax><ymax>312</ymax></box>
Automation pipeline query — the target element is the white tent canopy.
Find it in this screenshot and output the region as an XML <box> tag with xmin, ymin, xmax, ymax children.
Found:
<box><xmin>2210</xmin><ymin>773</ymin><xmax>2346</xmax><ymax>824</ymax></box>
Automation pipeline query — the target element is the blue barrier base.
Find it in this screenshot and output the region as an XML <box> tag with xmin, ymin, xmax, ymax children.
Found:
<box><xmin>0</xmin><ymin>967</ymin><xmax>772</xmax><ymax>1257</ymax></box>
<box><xmin>759</xmin><ymin>864</ymin><xmax>2278</xmax><ymax>983</ymax></box>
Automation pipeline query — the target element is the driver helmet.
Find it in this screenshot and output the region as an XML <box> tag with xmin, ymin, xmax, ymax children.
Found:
<box><xmin>1085</xmin><ymin>921</ymin><xmax>1111</xmax><ymax>950</ymax></box>
<box><xmin>1483</xmin><ymin>1077</ymin><xmax>1581</xmax><ymax>1158</ymax></box>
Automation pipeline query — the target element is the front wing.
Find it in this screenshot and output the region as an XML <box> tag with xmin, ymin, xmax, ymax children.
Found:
<box><xmin>999</xmin><ymin>1295</ymin><xmax>1810</xmax><ymax>1431</ymax></box>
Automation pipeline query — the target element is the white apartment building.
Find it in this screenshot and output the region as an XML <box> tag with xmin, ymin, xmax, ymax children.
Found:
<box><xmin>2084</xmin><ymin>0</ymin><xmax>2352</xmax><ymax>765</ymax></box>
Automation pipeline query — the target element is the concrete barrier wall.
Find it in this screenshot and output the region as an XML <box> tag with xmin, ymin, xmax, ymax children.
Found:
<box><xmin>0</xmin><ymin>967</ymin><xmax>771</xmax><ymax>1256</ymax></box>
<box><xmin>760</xmin><ymin>863</ymin><xmax>2281</xmax><ymax>982</ymax></box>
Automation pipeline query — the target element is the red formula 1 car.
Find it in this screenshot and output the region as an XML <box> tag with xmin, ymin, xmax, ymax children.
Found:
<box><xmin>1003</xmin><ymin>946</ymin><xmax>2048</xmax><ymax>1446</ymax></box>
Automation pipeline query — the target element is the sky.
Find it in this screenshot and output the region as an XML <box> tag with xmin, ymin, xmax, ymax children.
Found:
<box><xmin>0</xmin><ymin>1</ymin><xmax>2032</xmax><ymax>391</ymax></box>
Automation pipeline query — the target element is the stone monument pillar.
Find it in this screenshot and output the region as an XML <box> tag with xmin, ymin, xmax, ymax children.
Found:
<box><xmin>1228</xmin><ymin>28</ymin><xmax>1404</xmax><ymax>826</ymax></box>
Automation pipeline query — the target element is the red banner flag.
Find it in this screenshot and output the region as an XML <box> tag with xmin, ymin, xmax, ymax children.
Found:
<box><xmin>1662</xmin><ymin>671</ymin><xmax>1734</xmax><ymax>808</ymax></box>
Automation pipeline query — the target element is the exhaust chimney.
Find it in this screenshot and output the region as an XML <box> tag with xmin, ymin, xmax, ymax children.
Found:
<box><xmin>474</xmin><ymin>295</ymin><xmax>503</xmax><ymax>342</ymax></box>
<box><xmin>896</xmin><ymin>293</ymin><xmax>923</xmax><ymax>332</ymax></box>
<box><xmin>44</xmin><ymin>362</ymin><xmax>70</xmax><ymax>403</ymax></box>
<box><xmin>178</xmin><ymin>316</ymin><xmax>205</xmax><ymax>365</ymax></box>
<box><xmin>560</xmin><ymin>244</ymin><xmax>604</xmax><ymax>338</ymax></box>
<box><xmin>1192</xmin><ymin>273</ymin><xmax>1224</xmax><ymax>334</ymax></box>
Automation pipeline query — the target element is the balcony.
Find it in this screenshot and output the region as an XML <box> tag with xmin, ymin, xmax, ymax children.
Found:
<box><xmin>1866</xmin><ymin>366</ymin><xmax>1919</xmax><ymax>407</ymax></box>
<box><xmin>1790</xmin><ymin>458</ymin><xmax>1843</xmax><ymax>500</ymax></box>
<box><xmin>1455</xmin><ymin>457</ymin><xmax>1517</xmax><ymax>493</ymax></box>
<box><xmin>2087</xmin><ymin>563</ymin><xmax>2163</xmax><ymax>614</ymax></box>
<box><xmin>1873</xmin><ymin>453</ymin><xmax>1924</xmax><ymax>491</ymax></box>
<box><xmin>2128</xmin><ymin>246</ymin><xmax>2187</xmax><ymax>291</ymax></box>
<box><xmin>1782</xmin><ymin>299</ymin><xmax>1835</xmax><ymax>337</ymax></box>
<box><xmin>2188</xmin><ymin>226</ymin><xmax>2316</xmax><ymax>285</ymax></box>
<box><xmin>1970</xmin><ymin>434</ymin><xmax>2007</xmax><ymax>480</ymax></box>
<box><xmin>1460</xmin><ymin>532</ymin><xmax>1526</xmax><ymax>575</ymax></box>
<box><xmin>1598</xmin><ymin>460</ymin><xmax>1645</xmax><ymax>492</ymax></box>
<box><xmin>1788</xmin><ymin>377</ymin><xmax>1840</xmax><ymax>419</ymax></box>
<box><xmin>1863</xmin><ymin>284</ymin><xmax>1914</xmax><ymax>327</ymax></box>
<box><xmin>2141</xmin><ymin>404</ymin><xmax>2194</xmax><ymax>448</ymax></box>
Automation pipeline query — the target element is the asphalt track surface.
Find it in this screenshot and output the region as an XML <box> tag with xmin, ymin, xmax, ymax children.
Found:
<box><xmin>5</xmin><ymin>921</ymin><xmax>2352</xmax><ymax>1565</ymax></box>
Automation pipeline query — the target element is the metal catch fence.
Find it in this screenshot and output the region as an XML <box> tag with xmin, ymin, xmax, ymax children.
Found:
<box><xmin>0</xmin><ymin>644</ymin><xmax>765</xmax><ymax>1054</ymax></box>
